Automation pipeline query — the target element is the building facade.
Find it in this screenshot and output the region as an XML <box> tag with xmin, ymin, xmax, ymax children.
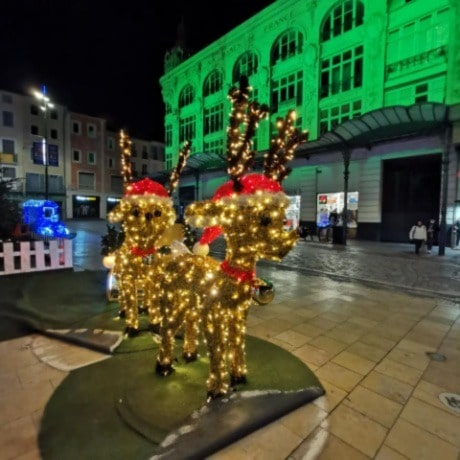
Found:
<box><xmin>159</xmin><ymin>0</ymin><xmax>460</xmax><ymax>246</ymax></box>
<box><xmin>0</xmin><ymin>89</ymin><xmax>165</xmax><ymax>220</ymax></box>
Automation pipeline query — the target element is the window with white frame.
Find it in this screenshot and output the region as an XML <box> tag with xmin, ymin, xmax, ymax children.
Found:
<box><xmin>179</xmin><ymin>85</ymin><xmax>195</xmax><ymax>108</ymax></box>
<box><xmin>319</xmin><ymin>99</ymin><xmax>362</xmax><ymax>134</ymax></box>
<box><xmin>2</xmin><ymin>111</ymin><xmax>13</xmax><ymax>127</ymax></box>
<box><xmin>87</xmin><ymin>123</ymin><xmax>96</xmax><ymax>138</ymax></box>
<box><xmin>204</xmin><ymin>103</ymin><xmax>224</xmax><ymax>135</ymax></box>
<box><xmin>271</xmin><ymin>29</ymin><xmax>304</xmax><ymax>65</ymax></box>
<box><xmin>233</xmin><ymin>52</ymin><xmax>259</xmax><ymax>83</ymax></box>
<box><xmin>78</xmin><ymin>172</ymin><xmax>95</xmax><ymax>190</ymax></box>
<box><xmin>270</xmin><ymin>71</ymin><xmax>303</xmax><ymax>112</ymax></box>
<box><xmin>320</xmin><ymin>46</ymin><xmax>363</xmax><ymax>99</ymax></box>
<box><xmin>179</xmin><ymin>115</ymin><xmax>196</xmax><ymax>143</ymax></box>
<box><xmin>2</xmin><ymin>139</ymin><xmax>15</xmax><ymax>154</ymax></box>
<box><xmin>72</xmin><ymin>121</ymin><xmax>81</xmax><ymax>134</ymax></box>
<box><xmin>203</xmin><ymin>70</ymin><xmax>223</xmax><ymax>97</ymax></box>
<box><xmin>72</xmin><ymin>149</ymin><xmax>81</xmax><ymax>162</ymax></box>
<box><xmin>88</xmin><ymin>152</ymin><xmax>96</xmax><ymax>164</ymax></box>
<box><xmin>321</xmin><ymin>0</ymin><xmax>364</xmax><ymax>42</ymax></box>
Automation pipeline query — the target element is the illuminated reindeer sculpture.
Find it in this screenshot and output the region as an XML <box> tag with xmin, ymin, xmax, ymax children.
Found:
<box><xmin>108</xmin><ymin>130</ymin><xmax>190</xmax><ymax>336</ymax></box>
<box><xmin>155</xmin><ymin>78</ymin><xmax>308</xmax><ymax>399</ymax></box>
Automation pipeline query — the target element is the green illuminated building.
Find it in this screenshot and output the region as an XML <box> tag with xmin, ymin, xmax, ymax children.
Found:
<box><xmin>159</xmin><ymin>0</ymin><xmax>460</xmax><ymax>249</ymax></box>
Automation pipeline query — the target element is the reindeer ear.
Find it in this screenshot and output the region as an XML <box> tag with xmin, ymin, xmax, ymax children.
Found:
<box><xmin>185</xmin><ymin>200</ymin><xmax>222</xmax><ymax>228</ymax></box>
<box><xmin>107</xmin><ymin>204</ymin><xmax>123</xmax><ymax>223</ymax></box>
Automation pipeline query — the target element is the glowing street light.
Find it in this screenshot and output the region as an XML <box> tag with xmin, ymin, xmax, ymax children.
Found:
<box><xmin>34</xmin><ymin>85</ymin><xmax>54</xmax><ymax>200</ymax></box>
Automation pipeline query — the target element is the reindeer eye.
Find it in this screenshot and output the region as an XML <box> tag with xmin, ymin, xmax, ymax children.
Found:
<box><xmin>154</xmin><ymin>210</ymin><xmax>162</xmax><ymax>217</ymax></box>
<box><xmin>260</xmin><ymin>216</ymin><xmax>272</xmax><ymax>226</ymax></box>
<box><xmin>131</xmin><ymin>208</ymin><xmax>140</xmax><ymax>218</ymax></box>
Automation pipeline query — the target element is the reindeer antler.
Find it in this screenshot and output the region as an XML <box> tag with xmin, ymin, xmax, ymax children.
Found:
<box><xmin>226</xmin><ymin>76</ymin><xmax>269</xmax><ymax>191</ymax></box>
<box><xmin>119</xmin><ymin>129</ymin><xmax>133</xmax><ymax>192</ymax></box>
<box><xmin>168</xmin><ymin>140</ymin><xmax>192</xmax><ymax>196</ymax></box>
<box><xmin>264</xmin><ymin>110</ymin><xmax>308</xmax><ymax>183</ymax></box>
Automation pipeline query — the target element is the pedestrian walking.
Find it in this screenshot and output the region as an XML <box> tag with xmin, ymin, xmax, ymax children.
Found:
<box><xmin>409</xmin><ymin>220</ymin><xmax>427</xmax><ymax>255</ymax></box>
<box><xmin>454</xmin><ymin>219</ymin><xmax>460</xmax><ymax>247</ymax></box>
<box><xmin>426</xmin><ymin>218</ymin><xmax>439</xmax><ymax>253</ymax></box>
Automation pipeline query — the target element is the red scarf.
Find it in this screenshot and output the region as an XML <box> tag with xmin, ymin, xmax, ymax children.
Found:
<box><xmin>130</xmin><ymin>247</ymin><xmax>156</xmax><ymax>257</ymax></box>
<box><xmin>220</xmin><ymin>260</ymin><xmax>255</xmax><ymax>284</ymax></box>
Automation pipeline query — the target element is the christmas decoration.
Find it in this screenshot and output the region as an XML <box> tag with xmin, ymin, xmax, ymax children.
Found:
<box><xmin>106</xmin><ymin>131</ymin><xmax>191</xmax><ymax>335</ymax></box>
<box><xmin>155</xmin><ymin>77</ymin><xmax>308</xmax><ymax>399</ymax></box>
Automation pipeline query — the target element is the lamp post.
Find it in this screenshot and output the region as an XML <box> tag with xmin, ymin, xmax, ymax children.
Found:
<box><xmin>34</xmin><ymin>86</ymin><xmax>54</xmax><ymax>200</ymax></box>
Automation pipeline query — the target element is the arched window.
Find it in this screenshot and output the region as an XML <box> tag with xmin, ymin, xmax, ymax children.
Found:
<box><xmin>321</xmin><ymin>0</ymin><xmax>364</xmax><ymax>42</ymax></box>
<box><xmin>270</xmin><ymin>30</ymin><xmax>304</xmax><ymax>66</ymax></box>
<box><xmin>233</xmin><ymin>51</ymin><xmax>259</xmax><ymax>83</ymax></box>
<box><xmin>203</xmin><ymin>70</ymin><xmax>223</xmax><ymax>97</ymax></box>
<box><xmin>179</xmin><ymin>84</ymin><xmax>195</xmax><ymax>108</ymax></box>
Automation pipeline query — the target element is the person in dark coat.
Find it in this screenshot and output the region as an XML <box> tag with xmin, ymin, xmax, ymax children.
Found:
<box><xmin>426</xmin><ymin>218</ymin><xmax>439</xmax><ymax>253</ymax></box>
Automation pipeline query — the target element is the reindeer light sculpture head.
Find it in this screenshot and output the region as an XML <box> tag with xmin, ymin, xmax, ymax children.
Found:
<box><xmin>155</xmin><ymin>77</ymin><xmax>308</xmax><ymax>398</ymax></box>
<box><xmin>107</xmin><ymin>130</ymin><xmax>190</xmax><ymax>335</ymax></box>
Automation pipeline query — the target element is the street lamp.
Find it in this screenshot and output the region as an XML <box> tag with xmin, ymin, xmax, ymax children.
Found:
<box><xmin>34</xmin><ymin>86</ymin><xmax>54</xmax><ymax>200</ymax></box>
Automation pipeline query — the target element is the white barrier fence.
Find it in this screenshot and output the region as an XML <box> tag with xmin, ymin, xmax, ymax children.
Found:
<box><xmin>0</xmin><ymin>239</ymin><xmax>73</xmax><ymax>276</ymax></box>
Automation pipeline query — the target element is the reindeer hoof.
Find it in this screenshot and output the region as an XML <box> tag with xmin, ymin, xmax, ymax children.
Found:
<box><xmin>155</xmin><ymin>361</ymin><xmax>175</xmax><ymax>376</ymax></box>
<box><xmin>118</xmin><ymin>310</ymin><xmax>126</xmax><ymax>319</ymax></box>
<box><xmin>230</xmin><ymin>374</ymin><xmax>247</xmax><ymax>386</ymax></box>
<box><xmin>148</xmin><ymin>323</ymin><xmax>161</xmax><ymax>334</ymax></box>
<box><xmin>124</xmin><ymin>327</ymin><xmax>139</xmax><ymax>338</ymax></box>
<box><xmin>183</xmin><ymin>351</ymin><xmax>198</xmax><ymax>363</ymax></box>
<box><xmin>206</xmin><ymin>390</ymin><xmax>226</xmax><ymax>402</ymax></box>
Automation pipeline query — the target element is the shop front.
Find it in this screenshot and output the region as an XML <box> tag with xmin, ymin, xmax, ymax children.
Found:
<box><xmin>72</xmin><ymin>195</ymin><xmax>100</xmax><ymax>218</ymax></box>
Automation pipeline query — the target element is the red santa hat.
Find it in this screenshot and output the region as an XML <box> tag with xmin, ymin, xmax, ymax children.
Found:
<box><xmin>124</xmin><ymin>177</ymin><xmax>171</xmax><ymax>203</ymax></box>
<box><xmin>191</xmin><ymin>173</ymin><xmax>288</xmax><ymax>255</ymax></box>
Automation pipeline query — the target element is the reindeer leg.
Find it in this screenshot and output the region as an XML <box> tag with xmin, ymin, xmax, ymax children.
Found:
<box><xmin>229</xmin><ymin>304</ymin><xmax>249</xmax><ymax>386</ymax></box>
<box><xmin>203</xmin><ymin>305</ymin><xmax>230</xmax><ymax>399</ymax></box>
<box><xmin>155</xmin><ymin>293</ymin><xmax>187</xmax><ymax>376</ymax></box>
<box><xmin>124</xmin><ymin>278</ymin><xmax>139</xmax><ymax>337</ymax></box>
<box><xmin>182</xmin><ymin>295</ymin><xmax>199</xmax><ymax>362</ymax></box>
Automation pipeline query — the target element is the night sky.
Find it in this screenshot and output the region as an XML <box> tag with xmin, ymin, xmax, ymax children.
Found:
<box><xmin>0</xmin><ymin>0</ymin><xmax>274</xmax><ymax>140</ymax></box>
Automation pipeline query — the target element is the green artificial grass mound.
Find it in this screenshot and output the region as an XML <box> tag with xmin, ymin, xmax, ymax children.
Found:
<box><xmin>39</xmin><ymin>331</ymin><xmax>324</xmax><ymax>460</ymax></box>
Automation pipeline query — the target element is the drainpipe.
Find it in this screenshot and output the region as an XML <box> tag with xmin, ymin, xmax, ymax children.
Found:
<box><xmin>341</xmin><ymin>146</ymin><xmax>351</xmax><ymax>245</ymax></box>
<box><xmin>438</xmin><ymin>123</ymin><xmax>452</xmax><ymax>256</ymax></box>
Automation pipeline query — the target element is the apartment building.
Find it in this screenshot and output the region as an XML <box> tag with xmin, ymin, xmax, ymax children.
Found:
<box><xmin>159</xmin><ymin>0</ymin><xmax>460</xmax><ymax>244</ymax></box>
<box><xmin>0</xmin><ymin>90</ymin><xmax>165</xmax><ymax>220</ymax></box>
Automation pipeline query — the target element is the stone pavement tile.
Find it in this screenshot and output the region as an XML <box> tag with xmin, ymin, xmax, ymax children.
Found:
<box><xmin>412</xmin><ymin>380</ymin><xmax>457</xmax><ymax>414</ymax></box>
<box><xmin>16</xmin><ymin>360</ymin><xmax>66</xmax><ymax>388</ymax></box>
<box><xmin>0</xmin><ymin>414</ymin><xmax>39</xmax><ymax>460</ymax></box>
<box><xmin>385</xmin><ymin>419</ymin><xmax>459</xmax><ymax>460</ymax></box>
<box><xmin>313</xmin><ymin>380</ymin><xmax>348</xmax><ymax>413</ymax></box>
<box><xmin>308</xmin><ymin>316</ymin><xmax>339</xmax><ymax>331</ymax></box>
<box><xmin>308</xmin><ymin>335</ymin><xmax>349</xmax><ymax>356</ymax></box>
<box><xmin>289</xmin><ymin>427</ymin><xmax>371</xmax><ymax>460</ymax></box>
<box><xmin>375</xmin><ymin>444</ymin><xmax>412</xmax><ymax>460</ymax></box>
<box><xmin>331</xmin><ymin>351</ymin><xmax>376</xmax><ymax>376</ymax></box>
<box><xmin>400</xmin><ymin>397</ymin><xmax>460</xmax><ymax>447</ymax></box>
<box><xmin>0</xmin><ymin>338</ymin><xmax>40</xmax><ymax>372</ymax></box>
<box><xmin>321</xmin><ymin>404</ymin><xmax>387</xmax><ymax>458</ymax></box>
<box><xmin>315</xmin><ymin>362</ymin><xmax>363</xmax><ymax>392</ymax></box>
<box><xmin>404</xmin><ymin>320</ymin><xmax>451</xmax><ymax>349</ymax></box>
<box><xmin>361</xmin><ymin>371</ymin><xmax>414</xmax><ymax>405</ymax></box>
<box><xmin>293</xmin><ymin>343</ymin><xmax>332</xmax><ymax>367</ymax></box>
<box><xmin>292</xmin><ymin>322</ymin><xmax>324</xmax><ymax>339</ymax></box>
<box><xmin>418</xmin><ymin>365</ymin><xmax>459</xmax><ymax>394</ymax></box>
<box><xmin>0</xmin><ymin>369</ymin><xmax>21</xmax><ymax>395</ymax></box>
<box><xmin>273</xmin><ymin>329</ymin><xmax>311</xmax><ymax>349</ymax></box>
<box><xmin>343</xmin><ymin>385</ymin><xmax>403</xmax><ymax>428</ymax></box>
<box><xmin>279</xmin><ymin>402</ymin><xmax>329</xmax><ymax>439</ymax></box>
<box><xmin>0</xmin><ymin>379</ymin><xmax>56</xmax><ymax>425</ymax></box>
<box><xmin>374</xmin><ymin>358</ymin><xmax>423</xmax><ymax>386</ymax></box>
<box><xmin>317</xmin><ymin>311</ymin><xmax>350</xmax><ymax>323</ymax></box>
<box><xmin>213</xmin><ymin>418</ymin><xmax>302</xmax><ymax>460</ymax></box>
<box><xmin>324</xmin><ymin>325</ymin><xmax>364</xmax><ymax>344</ymax></box>
<box><xmin>385</xmin><ymin>347</ymin><xmax>431</xmax><ymax>372</ymax></box>
<box><xmin>346</xmin><ymin>316</ymin><xmax>380</xmax><ymax>329</ymax></box>
<box><xmin>248</xmin><ymin>316</ymin><xmax>301</xmax><ymax>338</ymax></box>
<box><xmin>293</xmin><ymin>307</ymin><xmax>321</xmax><ymax>320</ymax></box>
<box><xmin>346</xmin><ymin>341</ymin><xmax>389</xmax><ymax>362</ymax></box>
<box><xmin>359</xmin><ymin>334</ymin><xmax>397</xmax><ymax>353</ymax></box>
